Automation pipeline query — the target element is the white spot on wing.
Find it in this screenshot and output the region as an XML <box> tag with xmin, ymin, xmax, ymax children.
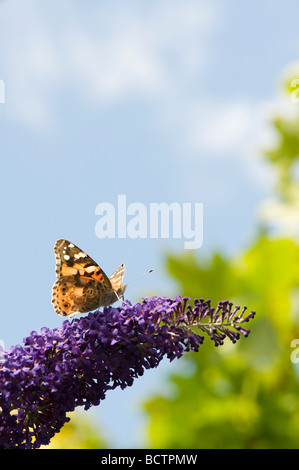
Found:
<box><xmin>85</xmin><ymin>265</ymin><xmax>96</xmax><ymax>273</ymax></box>
<box><xmin>74</xmin><ymin>252</ymin><xmax>87</xmax><ymax>259</ymax></box>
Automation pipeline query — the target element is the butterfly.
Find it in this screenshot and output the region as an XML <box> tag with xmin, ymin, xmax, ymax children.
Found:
<box><xmin>52</xmin><ymin>239</ymin><xmax>126</xmax><ymax>317</ymax></box>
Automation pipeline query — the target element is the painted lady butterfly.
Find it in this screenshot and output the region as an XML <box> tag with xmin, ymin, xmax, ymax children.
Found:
<box><xmin>52</xmin><ymin>239</ymin><xmax>126</xmax><ymax>317</ymax></box>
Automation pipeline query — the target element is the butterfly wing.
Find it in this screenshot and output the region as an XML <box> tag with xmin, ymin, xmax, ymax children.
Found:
<box><xmin>109</xmin><ymin>263</ymin><xmax>126</xmax><ymax>301</ymax></box>
<box><xmin>52</xmin><ymin>239</ymin><xmax>113</xmax><ymax>316</ymax></box>
<box><xmin>109</xmin><ymin>264</ymin><xmax>126</xmax><ymax>290</ymax></box>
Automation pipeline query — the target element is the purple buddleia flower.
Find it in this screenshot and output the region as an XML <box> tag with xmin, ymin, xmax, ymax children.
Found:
<box><xmin>0</xmin><ymin>296</ymin><xmax>255</xmax><ymax>449</ymax></box>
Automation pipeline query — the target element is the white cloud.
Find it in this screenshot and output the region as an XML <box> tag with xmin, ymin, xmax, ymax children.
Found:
<box><xmin>66</xmin><ymin>25</ymin><xmax>165</xmax><ymax>103</ymax></box>
<box><xmin>190</xmin><ymin>102</ymin><xmax>254</xmax><ymax>154</ymax></box>
<box><xmin>0</xmin><ymin>0</ymin><xmax>217</xmax><ymax>128</ymax></box>
<box><xmin>0</xmin><ymin>0</ymin><xmax>281</xmax><ymax>199</ymax></box>
<box><xmin>258</xmin><ymin>188</ymin><xmax>299</xmax><ymax>239</ymax></box>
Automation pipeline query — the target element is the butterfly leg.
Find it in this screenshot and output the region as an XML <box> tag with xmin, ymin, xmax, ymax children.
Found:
<box><xmin>114</xmin><ymin>291</ymin><xmax>126</xmax><ymax>305</ymax></box>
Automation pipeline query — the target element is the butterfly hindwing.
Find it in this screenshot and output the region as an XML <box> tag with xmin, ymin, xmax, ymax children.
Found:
<box><xmin>109</xmin><ymin>264</ymin><xmax>126</xmax><ymax>290</ymax></box>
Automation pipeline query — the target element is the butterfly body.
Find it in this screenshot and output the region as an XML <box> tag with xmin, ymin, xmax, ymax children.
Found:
<box><xmin>52</xmin><ymin>239</ymin><xmax>126</xmax><ymax>317</ymax></box>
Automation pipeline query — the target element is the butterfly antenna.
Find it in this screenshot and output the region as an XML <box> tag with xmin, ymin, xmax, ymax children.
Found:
<box><xmin>126</xmin><ymin>269</ymin><xmax>153</xmax><ymax>286</ymax></box>
<box><xmin>114</xmin><ymin>270</ymin><xmax>153</xmax><ymax>306</ymax></box>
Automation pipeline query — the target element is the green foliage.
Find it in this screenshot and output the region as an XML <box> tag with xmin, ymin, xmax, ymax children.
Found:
<box><xmin>264</xmin><ymin>65</ymin><xmax>299</xmax><ymax>196</ymax></box>
<box><xmin>144</xmin><ymin>238</ymin><xmax>299</xmax><ymax>448</ymax></box>
<box><xmin>143</xmin><ymin>66</ymin><xmax>299</xmax><ymax>449</ymax></box>
<box><xmin>263</xmin><ymin>115</ymin><xmax>299</xmax><ymax>194</ymax></box>
<box><xmin>41</xmin><ymin>410</ymin><xmax>107</xmax><ymax>449</ymax></box>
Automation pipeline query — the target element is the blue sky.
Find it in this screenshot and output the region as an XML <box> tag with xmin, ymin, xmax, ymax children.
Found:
<box><xmin>1</xmin><ymin>0</ymin><xmax>299</xmax><ymax>448</ymax></box>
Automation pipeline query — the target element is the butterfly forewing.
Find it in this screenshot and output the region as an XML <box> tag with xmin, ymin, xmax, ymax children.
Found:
<box><xmin>52</xmin><ymin>239</ymin><xmax>126</xmax><ymax>317</ymax></box>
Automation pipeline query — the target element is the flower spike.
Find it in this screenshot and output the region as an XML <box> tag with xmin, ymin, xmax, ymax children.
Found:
<box><xmin>0</xmin><ymin>295</ymin><xmax>255</xmax><ymax>448</ymax></box>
